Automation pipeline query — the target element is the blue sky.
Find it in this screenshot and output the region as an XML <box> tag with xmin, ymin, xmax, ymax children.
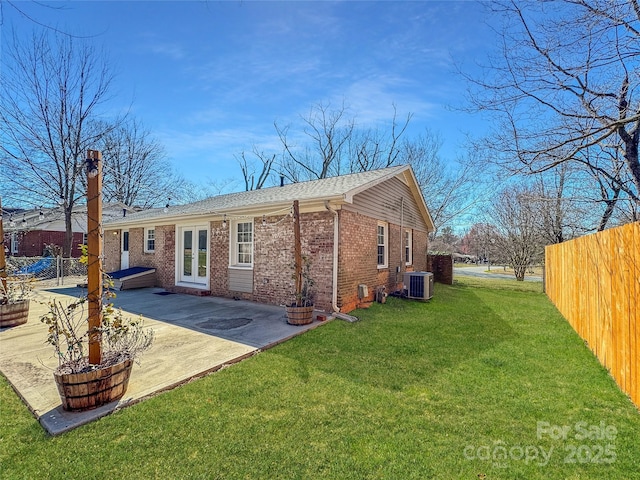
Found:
<box><xmin>3</xmin><ymin>1</ymin><xmax>496</xmax><ymax>189</ymax></box>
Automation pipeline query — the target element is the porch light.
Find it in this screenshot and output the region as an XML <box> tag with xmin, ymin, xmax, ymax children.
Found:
<box><xmin>86</xmin><ymin>157</ymin><xmax>99</xmax><ymax>178</ymax></box>
<box><xmin>222</xmin><ymin>214</ymin><xmax>227</xmax><ymax>228</ymax></box>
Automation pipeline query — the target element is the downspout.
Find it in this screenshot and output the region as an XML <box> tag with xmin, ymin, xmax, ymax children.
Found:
<box><xmin>324</xmin><ymin>201</ymin><xmax>340</xmax><ymax>313</ymax></box>
<box><xmin>325</xmin><ymin>201</ymin><xmax>358</xmax><ymax>322</ymax></box>
<box><xmin>400</xmin><ymin>197</ymin><xmax>404</xmax><ymax>270</ymax></box>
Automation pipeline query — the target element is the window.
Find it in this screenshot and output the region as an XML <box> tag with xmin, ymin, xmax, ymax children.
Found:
<box><xmin>377</xmin><ymin>222</ymin><xmax>388</xmax><ymax>268</ymax></box>
<box><xmin>82</xmin><ymin>233</ymin><xmax>88</xmax><ymax>245</ymax></box>
<box><xmin>232</xmin><ymin>221</ymin><xmax>253</xmax><ymax>266</ymax></box>
<box><xmin>404</xmin><ymin>229</ymin><xmax>413</xmax><ymax>265</ymax></box>
<box><xmin>10</xmin><ymin>233</ymin><xmax>18</xmax><ymax>254</ymax></box>
<box><xmin>145</xmin><ymin>228</ymin><xmax>155</xmax><ymax>252</ymax></box>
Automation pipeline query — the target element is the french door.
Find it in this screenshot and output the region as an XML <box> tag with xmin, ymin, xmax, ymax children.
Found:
<box><xmin>178</xmin><ymin>226</ymin><xmax>209</xmax><ymax>286</ymax></box>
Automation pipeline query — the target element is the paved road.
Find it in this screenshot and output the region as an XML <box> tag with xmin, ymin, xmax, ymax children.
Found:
<box><xmin>454</xmin><ymin>265</ymin><xmax>543</xmax><ymax>283</ymax></box>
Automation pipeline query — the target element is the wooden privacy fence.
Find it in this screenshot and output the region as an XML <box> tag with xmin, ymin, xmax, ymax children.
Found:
<box><xmin>545</xmin><ymin>222</ymin><xmax>639</xmax><ymax>409</ymax></box>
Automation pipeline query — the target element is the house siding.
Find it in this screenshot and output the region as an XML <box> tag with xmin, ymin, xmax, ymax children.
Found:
<box><xmin>249</xmin><ymin>211</ymin><xmax>334</xmax><ymax>310</ymax></box>
<box><xmin>210</xmin><ymin>221</ymin><xmax>230</xmax><ymax>296</ymax></box>
<box><xmin>103</xmin><ymin>225</ymin><xmax>174</xmax><ymax>288</ymax></box>
<box><xmin>104</xmin><ymin>230</ymin><xmax>120</xmax><ymax>272</ymax></box>
<box><xmin>345</xmin><ymin>176</ymin><xmax>429</xmax><ymax>232</ymax></box>
<box><xmin>101</xmin><ymin>169</ymin><xmax>431</xmax><ymax>314</ymax></box>
<box><xmin>337</xmin><ymin>209</ymin><xmax>428</xmax><ymax>312</ymax></box>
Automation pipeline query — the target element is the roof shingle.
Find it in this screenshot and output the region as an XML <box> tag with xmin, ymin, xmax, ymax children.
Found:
<box><xmin>105</xmin><ymin>165</ymin><xmax>409</xmax><ymax>225</ymax></box>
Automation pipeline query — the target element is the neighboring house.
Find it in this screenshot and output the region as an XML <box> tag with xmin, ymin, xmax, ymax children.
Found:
<box><xmin>2</xmin><ymin>203</ymin><xmax>133</xmax><ymax>258</ymax></box>
<box><xmin>103</xmin><ymin>165</ymin><xmax>434</xmax><ymax>313</ymax></box>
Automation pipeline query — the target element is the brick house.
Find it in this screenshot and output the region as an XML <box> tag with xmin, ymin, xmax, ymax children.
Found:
<box><xmin>103</xmin><ymin>165</ymin><xmax>434</xmax><ymax>313</ymax></box>
<box><xmin>2</xmin><ymin>203</ymin><xmax>131</xmax><ymax>258</ymax></box>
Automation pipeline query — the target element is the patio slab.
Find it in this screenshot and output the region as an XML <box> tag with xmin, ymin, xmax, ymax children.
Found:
<box><xmin>0</xmin><ymin>286</ymin><xmax>327</xmax><ymax>436</ymax></box>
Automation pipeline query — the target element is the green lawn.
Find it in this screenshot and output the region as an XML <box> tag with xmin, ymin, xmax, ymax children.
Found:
<box><xmin>2</xmin><ymin>277</ymin><xmax>639</xmax><ymax>479</ymax></box>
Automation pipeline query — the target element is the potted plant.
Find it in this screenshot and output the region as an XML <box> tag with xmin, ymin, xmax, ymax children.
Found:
<box><xmin>40</xmin><ymin>283</ymin><xmax>154</xmax><ymax>411</ymax></box>
<box><xmin>286</xmin><ymin>255</ymin><xmax>315</xmax><ymax>325</ymax></box>
<box><xmin>285</xmin><ymin>200</ymin><xmax>316</xmax><ymax>325</ymax></box>
<box><xmin>0</xmin><ymin>275</ymin><xmax>34</xmax><ymax>328</ymax></box>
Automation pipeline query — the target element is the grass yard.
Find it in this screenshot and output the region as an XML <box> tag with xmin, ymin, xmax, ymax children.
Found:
<box><xmin>2</xmin><ymin>277</ymin><xmax>639</xmax><ymax>479</ymax></box>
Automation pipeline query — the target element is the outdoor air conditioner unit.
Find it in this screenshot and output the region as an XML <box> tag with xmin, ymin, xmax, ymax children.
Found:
<box><xmin>403</xmin><ymin>272</ymin><xmax>434</xmax><ymax>300</ymax></box>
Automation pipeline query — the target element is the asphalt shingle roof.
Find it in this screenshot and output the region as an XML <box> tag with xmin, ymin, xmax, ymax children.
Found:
<box><xmin>106</xmin><ymin>165</ymin><xmax>409</xmax><ymax>225</ymax></box>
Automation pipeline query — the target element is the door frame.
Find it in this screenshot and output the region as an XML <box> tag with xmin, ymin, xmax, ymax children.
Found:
<box><xmin>175</xmin><ymin>224</ymin><xmax>210</xmax><ymax>289</ymax></box>
<box><xmin>120</xmin><ymin>229</ymin><xmax>129</xmax><ymax>270</ymax></box>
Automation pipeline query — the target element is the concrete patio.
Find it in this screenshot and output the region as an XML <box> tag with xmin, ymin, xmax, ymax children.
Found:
<box><xmin>0</xmin><ymin>286</ymin><xmax>328</xmax><ymax>436</ymax></box>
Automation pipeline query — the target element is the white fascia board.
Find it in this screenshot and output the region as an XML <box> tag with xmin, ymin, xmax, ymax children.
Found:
<box><xmin>403</xmin><ymin>168</ymin><xmax>435</xmax><ymax>232</ymax></box>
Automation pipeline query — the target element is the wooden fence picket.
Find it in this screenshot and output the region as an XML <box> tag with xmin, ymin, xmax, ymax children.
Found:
<box><xmin>545</xmin><ymin>222</ymin><xmax>640</xmax><ymax>409</ymax></box>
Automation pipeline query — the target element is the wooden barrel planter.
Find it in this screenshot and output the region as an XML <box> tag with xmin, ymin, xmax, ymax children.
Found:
<box><xmin>286</xmin><ymin>305</ymin><xmax>314</xmax><ymax>326</ymax></box>
<box><xmin>54</xmin><ymin>359</ymin><xmax>133</xmax><ymax>411</ymax></box>
<box><xmin>0</xmin><ymin>300</ymin><xmax>30</xmax><ymax>328</ymax></box>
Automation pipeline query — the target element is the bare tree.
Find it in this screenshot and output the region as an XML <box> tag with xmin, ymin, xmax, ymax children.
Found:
<box><xmin>0</xmin><ymin>30</ymin><xmax>115</xmax><ymax>256</ymax></box>
<box><xmin>401</xmin><ymin>130</ymin><xmax>477</xmax><ymax>238</ymax></box>
<box><xmin>466</xmin><ymin>0</ymin><xmax>640</xmax><ymax>219</ymax></box>
<box><xmin>491</xmin><ymin>186</ymin><xmax>544</xmax><ymax>281</ymax></box>
<box><xmin>346</xmin><ymin>105</ymin><xmax>412</xmax><ymax>173</ymax></box>
<box><xmin>275</xmin><ymin>101</ymin><xmax>355</xmax><ymax>181</ymax></box>
<box><xmin>98</xmin><ymin>118</ymin><xmax>188</xmax><ymax>208</ymax></box>
<box><xmin>275</xmin><ymin>102</ymin><xmax>414</xmax><ymax>183</ymax></box>
<box><xmin>236</xmin><ymin>147</ymin><xmax>276</xmax><ymax>191</ymax></box>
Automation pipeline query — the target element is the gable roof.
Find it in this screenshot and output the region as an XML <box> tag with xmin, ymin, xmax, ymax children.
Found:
<box><xmin>105</xmin><ymin>165</ymin><xmax>434</xmax><ymax>231</ymax></box>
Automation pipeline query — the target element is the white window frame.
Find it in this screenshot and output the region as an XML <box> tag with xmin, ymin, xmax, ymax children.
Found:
<box><xmin>230</xmin><ymin>220</ymin><xmax>253</xmax><ymax>268</ymax></box>
<box><xmin>377</xmin><ymin>221</ymin><xmax>388</xmax><ymax>269</ymax></box>
<box><xmin>404</xmin><ymin>229</ymin><xmax>413</xmax><ymax>265</ymax></box>
<box><xmin>144</xmin><ymin>227</ymin><xmax>155</xmax><ymax>253</ymax></box>
<box><xmin>10</xmin><ymin>233</ymin><xmax>18</xmax><ymax>254</ymax></box>
<box><xmin>82</xmin><ymin>233</ymin><xmax>88</xmax><ymax>245</ymax></box>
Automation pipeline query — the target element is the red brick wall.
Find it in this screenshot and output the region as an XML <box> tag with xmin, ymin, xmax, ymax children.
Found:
<box><xmin>156</xmin><ymin>226</ymin><xmax>175</xmax><ymax>288</ymax></box>
<box><xmin>251</xmin><ymin>211</ymin><xmax>334</xmax><ymax>310</ymax></box>
<box><xmin>103</xmin><ymin>226</ymin><xmax>174</xmax><ymax>288</ymax></box>
<box><xmin>11</xmin><ymin>231</ymin><xmax>84</xmax><ymax>257</ymax></box>
<box><xmin>100</xmin><ymin>208</ymin><xmax>428</xmax><ymax>314</ymax></box>
<box><xmin>210</xmin><ymin>220</ymin><xmax>230</xmax><ymax>296</ymax></box>
<box><xmin>104</xmin><ymin>230</ymin><xmax>120</xmax><ymax>272</ymax></box>
<box><xmin>127</xmin><ymin>228</ymin><xmax>144</xmax><ymax>267</ymax></box>
<box><xmin>337</xmin><ymin>209</ymin><xmax>429</xmax><ymax>312</ymax></box>
<box><xmin>427</xmin><ymin>254</ymin><xmax>453</xmax><ymax>285</ymax></box>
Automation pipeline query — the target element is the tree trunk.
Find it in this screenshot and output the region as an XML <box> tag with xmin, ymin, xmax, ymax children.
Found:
<box><xmin>513</xmin><ymin>264</ymin><xmax>526</xmax><ymax>282</ymax></box>
<box><xmin>63</xmin><ymin>206</ymin><xmax>74</xmax><ymax>258</ymax></box>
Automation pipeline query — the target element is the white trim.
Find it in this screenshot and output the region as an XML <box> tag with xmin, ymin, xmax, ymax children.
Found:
<box><xmin>10</xmin><ymin>232</ymin><xmax>18</xmax><ymax>254</ymax></box>
<box><xmin>176</xmin><ymin>225</ymin><xmax>210</xmax><ymax>288</ymax></box>
<box><xmin>144</xmin><ymin>227</ymin><xmax>155</xmax><ymax>253</ymax></box>
<box><xmin>404</xmin><ymin>228</ymin><xmax>413</xmax><ymax>266</ymax></box>
<box><xmin>229</xmin><ymin>220</ymin><xmax>254</xmax><ymax>268</ymax></box>
<box><xmin>377</xmin><ymin>221</ymin><xmax>388</xmax><ymax>269</ymax></box>
<box><xmin>121</xmin><ymin>229</ymin><xmax>129</xmax><ymax>270</ymax></box>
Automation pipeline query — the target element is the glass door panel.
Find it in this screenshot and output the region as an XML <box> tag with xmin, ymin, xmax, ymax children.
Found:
<box><xmin>197</xmin><ymin>229</ymin><xmax>207</xmax><ymax>278</ymax></box>
<box><xmin>183</xmin><ymin>230</ymin><xmax>193</xmax><ymax>277</ymax></box>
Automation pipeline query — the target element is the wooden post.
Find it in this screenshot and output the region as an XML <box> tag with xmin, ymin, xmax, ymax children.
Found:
<box><xmin>86</xmin><ymin>150</ymin><xmax>103</xmax><ymax>365</ymax></box>
<box><xmin>0</xmin><ymin>196</ymin><xmax>8</xmax><ymax>300</ymax></box>
<box><xmin>293</xmin><ymin>200</ymin><xmax>302</xmax><ymax>306</ymax></box>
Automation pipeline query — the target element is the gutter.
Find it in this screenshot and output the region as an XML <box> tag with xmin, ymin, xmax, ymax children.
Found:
<box><xmin>324</xmin><ymin>201</ymin><xmax>359</xmax><ymax>322</ymax></box>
